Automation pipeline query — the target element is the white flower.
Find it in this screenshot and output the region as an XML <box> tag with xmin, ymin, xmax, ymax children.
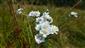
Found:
<box><xmin>39</xmin><ymin>21</ymin><xmax>52</xmax><ymax>37</ymax></box>
<box><xmin>28</xmin><ymin>11</ymin><xmax>40</xmax><ymax>17</ymax></box>
<box><xmin>35</xmin><ymin>11</ymin><xmax>53</xmax><ymax>24</ymax></box>
<box><xmin>35</xmin><ymin>12</ymin><xmax>58</xmax><ymax>37</ymax></box>
<box><xmin>35</xmin><ymin>13</ymin><xmax>52</xmax><ymax>31</ymax></box>
<box><xmin>38</xmin><ymin>22</ymin><xmax>59</xmax><ymax>37</ymax></box>
<box><xmin>16</xmin><ymin>8</ymin><xmax>23</xmax><ymax>14</ymax></box>
<box><xmin>36</xmin><ymin>16</ymin><xmax>45</xmax><ymax>24</ymax></box>
<box><xmin>39</xmin><ymin>24</ymin><xmax>59</xmax><ymax>37</ymax></box>
<box><xmin>35</xmin><ymin>17</ymin><xmax>46</xmax><ymax>31</ymax></box>
<box><xmin>35</xmin><ymin>34</ymin><xmax>45</xmax><ymax>44</ymax></box>
<box><xmin>34</xmin><ymin>10</ymin><xmax>60</xmax><ymax>44</ymax></box>
<box><xmin>42</xmin><ymin>12</ymin><xmax>53</xmax><ymax>23</ymax></box>
<box><xmin>69</xmin><ymin>11</ymin><xmax>78</xmax><ymax>18</ymax></box>
<box><xmin>51</xmin><ymin>25</ymin><xmax>59</xmax><ymax>34</ymax></box>
<box><xmin>35</xmin><ymin>24</ymin><xmax>41</xmax><ymax>31</ymax></box>
<box><xmin>35</xmin><ymin>21</ymin><xmax>50</xmax><ymax>32</ymax></box>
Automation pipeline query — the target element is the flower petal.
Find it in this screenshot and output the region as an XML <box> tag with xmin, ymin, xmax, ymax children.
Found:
<box><xmin>35</xmin><ymin>34</ymin><xmax>45</xmax><ymax>44</ymax></box>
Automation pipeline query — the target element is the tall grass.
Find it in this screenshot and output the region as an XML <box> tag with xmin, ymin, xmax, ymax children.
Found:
<box><xmin>0</xmin><ymin>2</ymin><xmax>85</xmax><ymax>48</ymax></box>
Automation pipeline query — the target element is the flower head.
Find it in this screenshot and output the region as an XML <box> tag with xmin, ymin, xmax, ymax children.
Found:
<box><xmin>28</xmin><ymin>11</ymin><xmax>40</xmax><ymax>17</ymax></box>
<box><xmin>69</xmin><ymin>11</ymin><xmax>78</xmax><ymax>18</ymax></box>
<box><xmin>35</xmin><ymin>34</ymin><xmax>45</xmax><ymax>44</ymax></box>
<box><xmin>35</xmin><ymin>24</ymin><xmax>41</xmax><ymax>31</ymax></box>
<box><xmin>39</xmin><ymin>21</ymin><xmax>52</xmax><ymax>37</ymax></box>
<box><xmin>34</xmin><ymin>10</ymin><xmax>59</xmax><ymax>44</ymax></box>
<box><xmin>16</xmin><ymin>8</ymin><xmax>23</xmax><ymax>14</ymax></box>
<box><xmin>42</xmin><ymin>12</ymin><xmax>53</xmax><ymax>23</ymax></box>
<box><xmin>36</xmin><ymin>16</ymin><xmax>45</xmax><ymax>24</ymax></box>
<box><xmin>51</xmin><ymin>25</ymin><xmax>59</xmax><ymax>34</ymax></box>
<box><xmin>39</xmin><ymin>24</ymin><xmax>59</xmax><ymax>37</ymax></box>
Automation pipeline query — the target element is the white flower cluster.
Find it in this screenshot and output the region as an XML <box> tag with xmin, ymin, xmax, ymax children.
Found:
<box><xmin>16</xmin><ymin>8</ymin><xmax>23</xmax><ymax>14</ymax></box>
<box><xmin>69</xmin><ymin>11</ymin><xmax>78</xmax><ymax>18</ymax></box>
<box><xmin>28</xmin><ymin>10</ymin><xmax>59</xmax><ymax>44</ymax></box>
<box><xmin>16</xmin><ymin>8</ymin><xmax>79</xmax><ymax>44</ymax></box>
<box><xmin>28</xmin><ymin>11</ymin><xmax>40</xmax><ymax>17</ymax></box>
<box><xmin>35</xmin><ymin>34</ymin><xmax>45</xmax><ymax>44</ymax></box>
<box><xmin>16</xmin><ymin>8</ymin><xmax>60</xmax><ymax>44</ymax></box>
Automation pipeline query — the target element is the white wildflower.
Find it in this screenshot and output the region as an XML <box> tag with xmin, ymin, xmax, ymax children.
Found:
<box><xmin>28</xmin><ymin>11</ymin><xmax>40</xmax><ymax>17</ymax></box>
<box><xmin>35</xmin><ymin>11</ymin><xmax>52</xmax><ymax>31</ymax></box>
<box><xmin>16</xmin><ymin>8</ymin><xmax>23</xmax><ymax>14</ymax></box>
<box><xmin>35</xmin><ymin>10</ymin><xmax>53</xmax><ymax>24</ymax></box>
<box><xmin>39</xmin><ymin>24</ymin><xmax>59</xmax><ymax>38</ymax></box>
<box><xmin>39</xmin><ymin>21</ymin><xmax>52</xmax><ymax>37</ymax></box>
<box><xmin>36</xmin><ymin>16</ymin><xmax>45</xmax><ymax>24</ymax></box>
<box><xmin>69</xmin><ymin>11</ymin><xmax>78</xmax><ymax>18</ymax></box>
<box><xmin>42</xmin><ymin>12</ymin><xmax>53</xmax><ymax>23</ymax></box>
<box><xmin>35</xmin><ymin>16</ymin><xmax>46</xmax><ymax>31</ymax></box>
<box><xmin>35</xmin><ymin>24</ymin><xmax>41</xmax><ymax>31</ymax></box>
<box><xmin>51</xmin><ymin>25</ymin><xmax>59</xmax><ymax>34</ymax></box>
<box><xmin>35</xmin><ymin>34</ymin><xmax>45</xmax><ymax>44</ymax></box>
<box><xmin>34</xmin><ymin>10</ymin><xmax>59</xmax><ymax>44</ymax></box>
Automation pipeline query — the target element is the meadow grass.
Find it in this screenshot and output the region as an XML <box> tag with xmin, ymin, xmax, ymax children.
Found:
<box><xmin>0</xmin><ymin>4</ymin><xmax>85</xmax><ymax>48</ymax></box>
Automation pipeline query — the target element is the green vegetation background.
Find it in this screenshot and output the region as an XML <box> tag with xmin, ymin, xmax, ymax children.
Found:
<box><xmin>0</xmin><ymin>0</ymin><xmax>85</xmax><ymax>48</ymax></box>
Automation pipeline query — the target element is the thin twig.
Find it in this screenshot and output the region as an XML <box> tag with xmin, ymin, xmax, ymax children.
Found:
<box><xmin>63</xmin><ymin>0</ymin><xmax>81</xmax><ymax>16</ymax></box>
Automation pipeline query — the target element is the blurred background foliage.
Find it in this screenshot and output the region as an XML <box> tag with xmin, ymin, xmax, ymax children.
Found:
<box><xmin>0</xmin><ymin>0</ymin><xmax>85</xmax><ymax>48</ymax></box>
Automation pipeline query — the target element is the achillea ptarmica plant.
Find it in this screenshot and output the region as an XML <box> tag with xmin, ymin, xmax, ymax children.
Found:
<box><xmin>16</xmin><ymin>8</ymin><xmax>23</xmax><ymax>14</ymax></box>
<box><xmin>16</xmin><ymin>8</ymin><xmax>59</xmax><ymax>44</ymax></box>
<box><xmin>69</xmin><ymin>11</ymin><xmax>78</xmax><ymax>18</ymax></box>
<box><xmin>28</xmin><ymin>9</ymin><xmax>59</xmax><ymax>44</ymax></box>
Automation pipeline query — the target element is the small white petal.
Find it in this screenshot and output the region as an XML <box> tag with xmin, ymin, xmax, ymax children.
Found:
<box><xmin>35</xmin><ymin>24</ymin><xmax>41</xmax><ymax>31</ymax></box>
<box><xmin>71</xmin><ymin>12</ymin><xmax>78</xmax><ymax>15</ymax></box>
<box><xmin>35</xmin><ymin>11</ymin><xmax>40</xmax><ymax>17</ymax></box>
<box><xmin>43</xmin><ymin>34</ymin><xmax>47</xmax><ymax>38</ymax></box>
